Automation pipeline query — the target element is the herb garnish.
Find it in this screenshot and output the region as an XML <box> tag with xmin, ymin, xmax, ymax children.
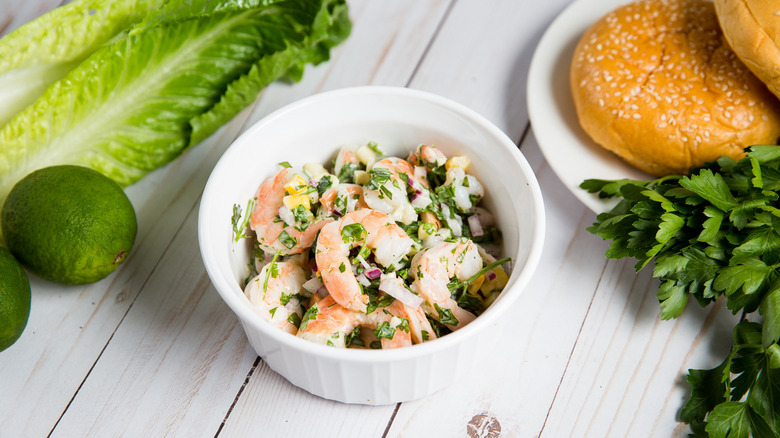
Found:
<box><xmin>581</xmin><ymin>145</ymin><xmax>780</xmax><ymax>436</ymax></box>
<box><xmin>262</xmin><ymin>250</ymin><xmax>282</xmax><ymax>297</ymax></box>
<box><xmin>231</xmin><ymin>199</ymin><xmax>255</xmax><ymax>242</ymax></box>
<box><xmin>341</xmin><ymin>223</ymin><xmax>366</xmax><ymax>243</ymax></box>
<box><xmin>434</xmin><ymin>303</ymin><xmax>458</xmax><ymax>326</ymax></box>
<box><xmin>277</xmin><ymin>230</ymin><xmax>297</xmax><ymax>249</ymax></box>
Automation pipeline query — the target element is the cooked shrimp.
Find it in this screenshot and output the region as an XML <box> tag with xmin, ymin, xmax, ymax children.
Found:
<box><xmin>444</xmin><ymin>165</ymin><xmax>484</xmax><ymax>212</ymax></box>
<box><xmin>244</xmin><ymin>261</ymin><xmax>309</xmax><ymax>334</ymax></box>
<box><xmin>405</xmin><ymin>304</ymin><xmax>437</xmax><ymax>343</ymax></box>
<box><xmin>297</xmin><ymin>295</ymin><xmax>413</xmax><ymax>348</ymax></box>
<box><xmin>315</xmin><ymin>209</ymin><xmax>415</xmax><ymax>312</ymax></box>
<box><xmin>319</xmin><ymin>184</ymin><xmax>368</xmax><ymax>217</ymax></box>
<box><xmin>297</xmin><ymin>295</ymin><xmax>368</xmax><ymax>347</ymax></box>
<box><xmin>410</xmin><ymin>239</ymin><xmax>481</xmax><ymax>330</ymax></box>
<box><xmin>363</xmin><ymin>157</ymin><xmax>431</xmax><ymax>224</ymax></box>
<box><xmin>367</xmin><ymin>299</ymin><xmax>413</xmax><ymax>348</ymax></box>
<box><xmin>250</xmin><ymin>168</ymin><xmax>331</xmax><ymax>255</ymax></box>
<box><xmin>408</xmin><ymin>144</ymin><xmax>447</xmax><ymax>169</ymax></box>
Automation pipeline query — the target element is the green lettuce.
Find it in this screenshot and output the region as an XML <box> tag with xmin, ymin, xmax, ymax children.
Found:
<box><xmin>0</xmin><ymin>0</ymin><xmax>166</xmax><ymax>128</ymax></box>
<box><xmin>0</xmin><ymin>0</ymin><xmax>350</xmax><ymax>207</ymax></box>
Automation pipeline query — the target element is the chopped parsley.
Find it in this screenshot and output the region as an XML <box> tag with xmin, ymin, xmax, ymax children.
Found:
<box><xmin>316</xmin><ymin>175</ymin><xmax>333</xmax><ymax>195</ymax></box>
<box><xmin>337</xmin><ymin>162</ymin><xmax>357</xmax><ymax>183</ymax></box>
<box><xmin>299</xmin><ymin>303</ymin><xmax>319</xmax><ymax>332</ymax></box>
<box><xmin>277</xmin><ymin>230</ymin><xmax>297</xmax><ymax>249</ymax></box>
<box><xmin>374</xmin><ymin>321</ymin><xmax>396</xmax><ymax>340</ymax></box>
<box><xmin>434</xmin><ymin>303</ymin><xmax>459</xmax><ymax>326</ymax></box>
<box><xmin>346</xmin><ymin>326</ymin><xmax>364</xmax><ymax>347</ymax></box>
<box><xmin>292</xmin><ymin>205</ymin><xmax>313</xmax><ymax>231</ymax></box>
<box><xmin>366</xmin><ymin>293</ymin><xmax>395</xmax><ymax>315</ymax></box>
<box><xmin>341</xmin><ymin>223</ymin><xmax>366</xmax><ymax>243</ymax></box>
<box><xmin>367</xmin><ymin>141</ymin><xmax>384</xmax><ymax>156</ymax></box>
<box><xmin>366</xmin><ymin>167</ymin><xmax>393</xmax><ymax>191</ymax></box>
<box><xmin>287</xmin><ymin>312</ymin><xmax>301</xmax><ymax>328</ymax></box>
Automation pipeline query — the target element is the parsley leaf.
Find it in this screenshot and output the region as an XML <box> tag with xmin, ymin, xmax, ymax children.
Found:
<box><xmin>341</xmin><ymin>223</ymin><xmax>366</xmax><ymax>243</ymax></box>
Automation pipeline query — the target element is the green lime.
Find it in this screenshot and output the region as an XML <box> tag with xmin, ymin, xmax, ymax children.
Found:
<box><xmin>2</xmin><ymin>165</ymin><xmax>137</xmax><ymax>285</ymax></box>
<box><xmin>0</xmin><ymin>246</ymin><xmax>31</xmax><ymax>352</ymax></box>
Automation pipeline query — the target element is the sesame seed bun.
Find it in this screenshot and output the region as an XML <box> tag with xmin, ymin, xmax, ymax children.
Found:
<box><xmin>570</xmin><ymin>0</ymin><xmax>780</xmax><ymax>177</ymax></box>
<box><xmin>715</xmin><ymin>0</ymin><xmax>780</xmax><ymax>99</ymax></box>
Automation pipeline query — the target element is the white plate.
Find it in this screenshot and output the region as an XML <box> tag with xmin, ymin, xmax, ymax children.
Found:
<box><xmin>527</xmin><ymin>0</ymin><xmax>652</xmax><ymax>213</ymax></box>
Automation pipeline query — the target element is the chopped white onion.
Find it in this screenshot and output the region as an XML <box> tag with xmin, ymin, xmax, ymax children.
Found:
<box><xmin>414</xmin><ymin>166</ymin><xmax>427</xmax><ymax>182</ymax></box>
<box><xmin>468</xmin><ymin>214</ymin><xmax>484</xmax><ymax>237</ymax></box>
<box><xmin>411</xmin><ymin>189</ymin><xmax>432</xmax><ymax>209</ymax></box>
<box><xmin>278</xmin><ymin>205</ymin><xmax>295</xmax><ymax>226</ymax></box>
<box><xmin>303</xmin><ymin>277</ymin><xmax>324</xmax><ymax>296</ymax></box>
<box><xmin>356</xmin><ymin>255</ymin><xmax>371</xmax><ymax>270</ymax></box>
<box><xmin>440</xmin><ymin>203</ymin><xmax>462</xmax><ymax>236</ymax></box>
<box><xmin>379</xmin><ymin>277</ymin><xmax>423</xmax><ymax>308</ymax></box>
<box><xmin>356</xmin><ymin>273</ymin><xmax>371</xmax><ymax>287</ymax></box>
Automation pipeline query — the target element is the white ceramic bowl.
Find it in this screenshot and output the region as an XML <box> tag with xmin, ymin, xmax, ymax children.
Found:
<box><xmin>198</xmin><ymin>86</ymin><xmax>545</xmax><ymax>405</ymax></box>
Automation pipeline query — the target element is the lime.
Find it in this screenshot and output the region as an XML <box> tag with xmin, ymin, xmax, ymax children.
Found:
<box><xmin>0</xmin><ymin>246</ymin><xmax>31</xmax><ymax>352</ymax></box>
<box><xmin>2</xmin><ymin>165</ymin><xmax>137</xmax><ymax>285</ymax></box>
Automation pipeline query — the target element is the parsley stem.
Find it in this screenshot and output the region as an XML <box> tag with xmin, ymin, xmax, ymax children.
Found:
<box><xmin>465</xmin><ymin>257</ymin><xmax>511</xmax><ymax>285</ymax></box>
<box><xmin>262</xmin><ymin>250</ymin><xmax>283</xmax><ymax>298</ymax></box>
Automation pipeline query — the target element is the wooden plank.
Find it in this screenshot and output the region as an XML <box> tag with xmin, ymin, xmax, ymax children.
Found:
<box><xmin>540</xmin><ymin>259</ymin><xmax>738</xmax><ymax>436</ymax></box>
<box><xmin>218</xmin><ymin>360</ymin><xmax>395</xmax><ymax>437</ymax></box>
<box><xmin>241</xmin><ymin>0</ymin><xmax>453</xmax><ymax>126</ymax></box>
<box><xmin>49</xmin><ymin>211</ymin><xmax>259</xmax><ymax>437</ymax></box>
<box><xmin>406</xmin><ymin>0</ymin><xmax>576</xmax><ymax>142</ymax></box>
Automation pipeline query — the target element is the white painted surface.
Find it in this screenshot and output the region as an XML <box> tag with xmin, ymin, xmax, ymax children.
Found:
<box><xmin>0</xmin><ymin>1</ymin><xmax>734</xmax><ymax>437</ymax></box>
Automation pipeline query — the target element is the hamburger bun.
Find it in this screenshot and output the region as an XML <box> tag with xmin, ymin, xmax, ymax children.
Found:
<box><xmin>715</xmin><ymin>0</ymin><xmax>780</xmax><ymax>100</ymax></box>
<box><xmin>570</xmin><ymin>0</ymin><xmax>780</xmax><ymax>176</ymax></box>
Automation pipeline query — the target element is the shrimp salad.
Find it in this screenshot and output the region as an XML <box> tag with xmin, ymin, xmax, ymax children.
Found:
<box><xmin>232</xmin><ymin>142</ymin><xmax>511</xmax><ymax>349</ymax></box>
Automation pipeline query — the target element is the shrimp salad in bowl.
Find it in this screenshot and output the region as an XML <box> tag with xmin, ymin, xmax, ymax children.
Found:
<box><xmin>232</xmin><ymin>142</ymin><xmax>511</xmax><ymax>349</ymax></box>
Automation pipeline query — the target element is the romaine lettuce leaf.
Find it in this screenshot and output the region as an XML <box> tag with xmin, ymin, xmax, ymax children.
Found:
<box><xmin>0</xmin><ymin>0</ymin><xmax>350</xmax><ymax>207</ymax></box>
<box><xmin>0</xmin><ymin>0</ymin><xmax>165</xmax><ymax>128</ymax></box>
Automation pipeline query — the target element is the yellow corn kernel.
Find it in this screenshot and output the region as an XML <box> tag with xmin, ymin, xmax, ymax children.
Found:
<box><xmin>481</xmin><ymin>266</ymin><xmax>509</xmax><ymax>294</ymax></box>
<box><xmin>445</xmin><ymin>156</ymin><xmax>470</xmax><ymax>171</ymax></box>
<box><xmin>283</xmin><ymin>194</ymin><xmax>310</xmax><ymax>211</ymax></box>
<box><xmin>468</xmin><ymin>274</ymin><xmax>485</xmax><ymax>295</ymax></box>
<box><xmin>284</xmin><ymin>174</ymin><xmax>308</xmax><ymax>195</ymax></box>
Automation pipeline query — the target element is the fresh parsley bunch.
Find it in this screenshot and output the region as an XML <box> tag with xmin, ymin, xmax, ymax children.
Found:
<box><xmin>681</xmin><ymin>320</ymin><xmax>780</xmax><ymax>437</ymax></box>
<box><xmin>581</xmin><ymin>145</ymin><xmax>780</xmax><ymax>436</ymax></box>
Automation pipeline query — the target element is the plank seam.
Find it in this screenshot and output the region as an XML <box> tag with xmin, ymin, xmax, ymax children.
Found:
<box><xmin>214</xmin><ymin>356</ymin><xmax>262</xmax><ymax>438</ymax></box>
<box><xmin>405</xmin><ymin>0</ymin><xmax>457</xmax><ymax>88</ymax></box>
<box><xmin>380</xmin><ymin>403</ymin><xmax>402</xmax><ymax>438</ymax></box>
<box><xmin>517</xmin><ymin>122</ymin><xmax>532</xmax><ymax>150</ymax></box>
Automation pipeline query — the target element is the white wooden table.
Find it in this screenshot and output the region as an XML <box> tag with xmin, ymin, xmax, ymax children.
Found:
<box><xmin>0</xmin><ymin>1</ymin><xmax>739</xmax><ymax>436</ymax></box>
